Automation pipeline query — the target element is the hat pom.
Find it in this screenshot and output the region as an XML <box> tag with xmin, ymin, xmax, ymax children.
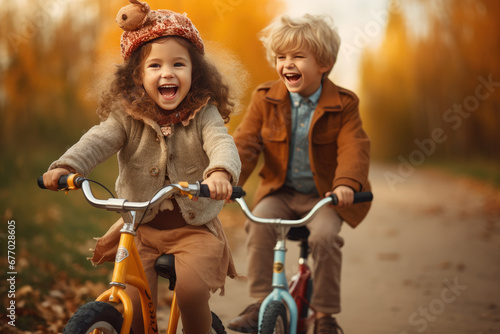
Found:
<box><xmin>116</xmin><ymin>0</ymin><xmax>151</xmax><ymax>31</ymax></box>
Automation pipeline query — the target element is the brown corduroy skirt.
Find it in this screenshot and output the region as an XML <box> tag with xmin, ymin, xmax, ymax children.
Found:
<box><xmin>90</xmin><ymin>215</ymin><xmax>237</xmax><ymax>295</ymax></box>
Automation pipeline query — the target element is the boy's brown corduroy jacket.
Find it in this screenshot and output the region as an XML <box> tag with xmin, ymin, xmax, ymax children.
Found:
<box><xmin>233</xmin><ymin>79</ymin><xmax>371</xmax><ymax>227</ymax></box>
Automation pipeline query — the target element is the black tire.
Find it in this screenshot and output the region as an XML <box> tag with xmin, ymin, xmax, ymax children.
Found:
<box><xmin>259</xmin><ymin>301</ymin><xmax>288</xmax><ymax>334</ymax></box>
<box><xmin>64</xmin><ymin>301</ymin><xmax>224</xmax><ymax>334</ymax></box>
<box><xmin>63</xmin><ymin>301</ymin><xmax>133</xmax><ymax>334</ymax></box>
<box><xmin>211</xmin><ymin>311</ymin><xmax>227</xmax><ymax>334</ymax></box>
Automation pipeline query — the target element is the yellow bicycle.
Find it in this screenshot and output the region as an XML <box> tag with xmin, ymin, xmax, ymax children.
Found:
<box><xmin>38</xmin><ymin>173</ymin><xmax>244</xmax><ymax>334</ymax></box>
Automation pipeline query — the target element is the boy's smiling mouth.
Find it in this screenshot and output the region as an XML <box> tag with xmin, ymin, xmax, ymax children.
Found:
<box><xmin>284</xmin><ymin>73</ymin><xmax>302</xmax><ymax>83</ymax></box>
<box><xmin>159</xmin><ymin>84</ymin><xmax>178</xmax><ymax>99</ymax></box>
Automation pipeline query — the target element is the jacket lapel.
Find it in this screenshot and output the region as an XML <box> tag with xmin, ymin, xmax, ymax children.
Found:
<box><xmin>311</xmin><ymin>79</ymin><xmax>343</xmax><ymax>126</ymax></box>
<box><xmin>264</xmin><ymin>81</ymin><xmax>293</xmax><ymax>139</ymax></box>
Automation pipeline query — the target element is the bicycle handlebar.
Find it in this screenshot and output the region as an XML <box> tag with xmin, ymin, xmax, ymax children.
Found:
<box><xmin>198</xmin><ymin>183</ymin><xmax>246</xmax><ymax>200</ymax></box>
<box><xmin>334</xmin><ymin>191</ymin><xmax>373</xmax><ymax>205</ymax></box>
<box><xmin>234</xmin><ymin>191</ymin><xmax>373</xmax><ymax>226</ymax></box>
<box><xmin>37</xmin><ymin>174</ymin><xmax>86</xmax><ymax>190</ymax></box>
<box><xmin>37</xmin><ymin>174</ymin><xmax>245</xmax><ymax>212</ymax></box>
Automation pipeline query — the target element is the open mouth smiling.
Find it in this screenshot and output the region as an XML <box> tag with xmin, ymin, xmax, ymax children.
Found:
<box><xmin>158</xmin><ymin>84</ymin><xmax>178</xmax><ymax>98</ymax></box>
<box><xmin>284</xmin><ymin>73</ymin><xmax>302</xmax><ymax>83</ymax></box>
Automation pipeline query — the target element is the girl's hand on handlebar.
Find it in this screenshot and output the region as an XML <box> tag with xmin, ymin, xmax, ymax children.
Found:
<box><xmin>43</xmin><ymin>168</ymin><xmax>71</xmax><ymax>191</ymax></box>
<box><xmin>202</xmin><ymin>170</ymin><xmax>232</xmax><ymax>200</ymax></box>
<box><xmin>328</xmin><ymin>186</ymin><xmax>354</xmax><ymax>208</ymax></box>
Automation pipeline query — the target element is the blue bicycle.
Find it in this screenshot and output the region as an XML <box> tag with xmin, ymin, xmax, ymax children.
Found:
<box><xmin>234</xmin><ymin>192</ymin><xmax>373</xmax><ymax>334</ymax></box>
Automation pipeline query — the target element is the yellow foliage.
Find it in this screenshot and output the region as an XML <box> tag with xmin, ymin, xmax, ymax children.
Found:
<box><xmin>360</xmin><ymin>0</ymin><xmax>500</xmax><ymax>161</ymax></box>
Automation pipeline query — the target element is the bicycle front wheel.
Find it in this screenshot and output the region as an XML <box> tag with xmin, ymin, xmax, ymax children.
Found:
<box><xmin>63</xmin><ymin>301</ymin><xmax>133</xmax><ymax>334</ymax></box>
<box><xmin>259</xmin><ymin>301</ymin><xmax>289</xmax><ymax>334</ymax></box>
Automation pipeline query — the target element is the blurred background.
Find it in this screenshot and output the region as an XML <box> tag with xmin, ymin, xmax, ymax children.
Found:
<box><xmin>1</xmin><ymin>0</ymin><xmax>499</xmax><ymax>332</ymax></box>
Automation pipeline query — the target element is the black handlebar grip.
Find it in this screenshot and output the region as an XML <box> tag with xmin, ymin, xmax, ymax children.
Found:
<box><xmin>353</xmin><ymin>191</ymin><xmax>373</xmax><ymax>204</ymax></box>
<box><xmin>37</xmin><ymin>176</ymin><xmax>46</xmax><ymax>189</ymax></box>
<box><xmin>329</xmin><ymin>191</ymin><xmax>373</xmax><ymax>205</ymax></box>
<box><xmin>37</xmin><ymin>174</ymin><xmax>82</xmax><ymax>190</ymax></box>
<box><xmin>231</xmin><ymin>187</ymin><xmax>246</xmax><ymax>199</ymax></box>
<box><xmin>37</xmin><ymin>175</ymin><xmax>69</xmax><ymax>189</ymax></box>
<box><xmin>199</xmin><ymin>184</ymin><xmax>246</xmax><ymax>199</ymax></box>
<box><xmin>198</xmin><ymin>184</ymin><xmax>211</xmax><ymax>197</ymax></box>
<box><xmin>58</xmin><ymin>175</ymin><xmax>71</xmax><ymax>189</ymax></box>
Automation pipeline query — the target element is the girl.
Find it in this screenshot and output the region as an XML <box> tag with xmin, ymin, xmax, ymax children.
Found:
<box><xmin>42</xmin><ymin>2</ymin><xmax>241</xmax><ymax>333</ymax></box>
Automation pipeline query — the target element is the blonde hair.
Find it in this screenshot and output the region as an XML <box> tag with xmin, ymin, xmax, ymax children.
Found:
<box><xmin>260</xmin><ymin>14</ymin><xmax>341</xmax><ymax>77</ymax></box>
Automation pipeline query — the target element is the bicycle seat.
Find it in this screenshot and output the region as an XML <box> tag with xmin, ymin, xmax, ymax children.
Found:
<box><xmin>286</xmin><ymin>226</ymin><xmax>310</xmax><ymax>241</ymax></box>
<box><xmin>155</xmin><ymin>254</ymin><xmax>176</xmax><ymax>291</ymax></box>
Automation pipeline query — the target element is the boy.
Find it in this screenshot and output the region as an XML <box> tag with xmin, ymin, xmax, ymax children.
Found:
<box><xmin>228</xmin><ymin>14</ymin><xmax>371</xmax><ymax>334</ymax></box>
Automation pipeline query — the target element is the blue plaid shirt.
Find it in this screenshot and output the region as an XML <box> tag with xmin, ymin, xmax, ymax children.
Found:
<box><xmin>284</xmin><ymin>85</ymin><xmax>322</xmax><ymax>194</ymax></box>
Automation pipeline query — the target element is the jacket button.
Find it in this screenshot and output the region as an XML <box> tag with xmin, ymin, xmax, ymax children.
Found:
<box><xmin>149</xmin><ymin>167</ymin><xmax>159</xmax><ymax>177</ymax></box>
<box><xmin>169</xmin><ymin>154</ymin><xmax>174</xmax><ymax>162</ymax></box>
<box><xmin>188</xmin><ymin>211</ymin><xmax>196</xmax><ymax>220</ymax></box>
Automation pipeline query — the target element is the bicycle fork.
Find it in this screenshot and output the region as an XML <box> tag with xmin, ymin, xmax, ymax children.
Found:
<box><xmin>95</xmin><ymin>223</ymin><xmax>159</xmax><ymax>334</ymax></box>
<box><xmin>259</xmin><ymin>228</ymin><xmax>298</xmax><ymax>334</ymax></box>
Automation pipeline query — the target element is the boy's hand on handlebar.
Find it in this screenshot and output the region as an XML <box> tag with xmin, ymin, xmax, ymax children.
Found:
<box><xmin>43</xmin><ymin>168</ymin><xmax>71</xmax><ymax>191</ymax></box>
<box><xmin>202</xmin><ymin>170</ymin><xmax>232</xmax><ymax>200</ymax></box>
<box><xmin>328</xmin><ymin>186</ymin><xmax>354</xmax><ymax>208</ymax></box>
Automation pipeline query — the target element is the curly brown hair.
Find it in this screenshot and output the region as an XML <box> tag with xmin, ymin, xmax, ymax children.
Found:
<box><xmin>97</xmin><ymin>36</ymin><xmax>234</xmax><ymax>123</ymax></box>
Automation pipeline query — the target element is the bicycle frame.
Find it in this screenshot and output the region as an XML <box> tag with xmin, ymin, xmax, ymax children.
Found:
<box><xmin>235</xmin><ymin>197</ymin><xmax>329</xmax><ymax>334</ymax></box>
<box><xmin>234</xmin><ymin>191</ymin><xmax>373</xmax><ymax>334</ymax></box>
<box><xmin>258</xmin><ymin>225</ymin><xmax>299</xmax><ymax>334</ymax></box>
<box><xmin>76</xmin><ymin>179</ymin><xmax>205</xmax><ymax>334</ymax></box>
<box><xmin>94</xmin><ymin>218</ymin><xmax>178</xmax><ymax>334</ymax></box>
<box><xmin>257</xmin><ymin>225</ymin><xmax>314</xmax><ymax>334</ymax></box>
<box><xmin>38</xmin><ymin>175</ymin><xmax>244</xmax><ymax>334</ymax></box>
<box><xmin>288</xmin><ymin>240</ymin><xmax>314</xmax><ymax>333</ymax></box>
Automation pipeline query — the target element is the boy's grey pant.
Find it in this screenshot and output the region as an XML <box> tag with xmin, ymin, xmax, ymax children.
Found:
<box><xmin>245</xmin><ymin>187</ymin><xmax>344</xmax><ymax>314</ymax></box>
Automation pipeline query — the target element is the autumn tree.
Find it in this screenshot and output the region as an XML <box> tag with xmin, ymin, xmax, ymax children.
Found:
<box><xmin>0</xmin><ymin>0</ymin><xmax>102</xmax><ymax>154</ymax></box>
<box><xmin>360</xmin><ymin>0</ymin><xmax>500</xmax><ymax>163</ymax></box>
<box><xmin>359</xmin><ymin>2</ymin><xmax>417</xmax><ymax>159</ymax></box>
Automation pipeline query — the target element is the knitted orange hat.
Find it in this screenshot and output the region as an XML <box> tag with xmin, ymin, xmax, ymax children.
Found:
<box><xmin>116</xmin><ymin>0</ymin><xmax>204</xmax><ymax>61</ymax></box>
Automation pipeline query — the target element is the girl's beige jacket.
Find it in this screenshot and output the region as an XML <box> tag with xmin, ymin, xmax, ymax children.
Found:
<box><xmin>49</xmin><ymin>104</ymin><xmax>241</xmax><ymax>234</ymax></box>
